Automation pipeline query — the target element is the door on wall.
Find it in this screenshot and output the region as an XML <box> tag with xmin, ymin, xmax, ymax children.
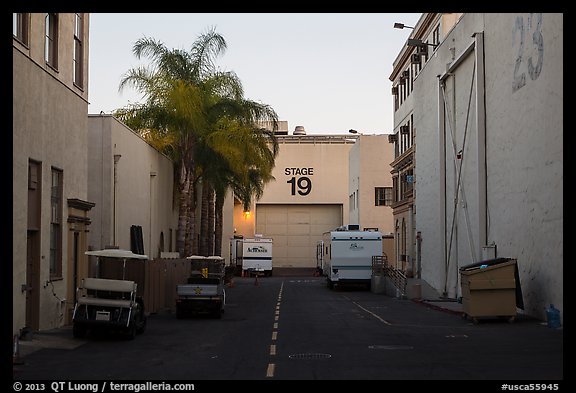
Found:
<box><xmin>26</xmin><ymin>230</ymin><xmax>40</xmax><ymax>331</ymax></box>
<box><xmin>256</xmin><ymin>204</ymin><xmax>342</xmax><ymax>268</ymax></box>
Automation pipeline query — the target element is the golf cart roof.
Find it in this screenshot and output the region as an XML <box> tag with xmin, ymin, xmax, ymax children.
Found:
<box><xmin>85</xmin><ymin>249</ymin><xmax>148</xmax><ymax>260</ymax></box>
<box><xmin>186</xmin><ymin>255</ymin><xmax>224</xmax><ymax>261</ymax></box>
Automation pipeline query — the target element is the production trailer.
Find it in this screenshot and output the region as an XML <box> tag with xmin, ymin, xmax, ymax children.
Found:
<box><xmin>323</xmin><ymin>227</ymin><xmax>382</xmax><ymax>290</ymax></box>
<box><xmin>240</xmin><ymin>236</ymin><xmax>273</xmax><ymax>277</ymax></box>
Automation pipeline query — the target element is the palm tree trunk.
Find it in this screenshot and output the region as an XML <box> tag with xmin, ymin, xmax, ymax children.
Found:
<box><xmin>199</xmin><ymin>180</ymin><xmax>211</xmax><ymax>256</ymax></box>
<box><xmin>214</xmin><ymin>190</ymin><xmax>225</xmax><ymax>257</ymax></box>
<box><xmin>185</xmin><ymin>178</ymin><xmax>197</xmax><ymax>256</ymax></box>
<box><xmin>207</xmin><ymin>184</ymin><xmax>215</xmax><ymax>256</ymax></box>
<box><xmin>176</xmin><ymin>162</ymin><xmax>191</xmax><ymax>256</ymax></box>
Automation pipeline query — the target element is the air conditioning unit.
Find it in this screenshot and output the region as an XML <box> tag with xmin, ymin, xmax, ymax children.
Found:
<box><xmin>400</xmin><ymin>125</ymin><xmax>410</xmax><ymax>135</ymax></box>
<box><xmin>402</xmin><ymin>70</ymin><xmax>410</xmax><ymax>78</ymax></box>
<box><xmin>388</xmin><ymin>134</ymin><xmax>397</xmax><ymax>143</ymax></box>
<box><xmin>391</xmin><ymin>86</ymin><xmax>398</xmax><ymax>95</ymax></box>
<box><xmin>410</xmin><ymin>53</ymin><xmax>421</xmax><ymax>65</ymax></box>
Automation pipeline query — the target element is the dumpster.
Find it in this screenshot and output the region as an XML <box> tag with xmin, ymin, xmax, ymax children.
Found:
<box><xmin>460</xmin><ymin>258</ymin><xmax>523</xmax><ymax>323</ymax></box>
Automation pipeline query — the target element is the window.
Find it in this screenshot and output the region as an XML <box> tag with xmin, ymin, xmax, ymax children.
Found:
<box><xmin>411</xmin><ymin>114</ymin><xmax>414</xmax><ymax>146</ymax></box>
<box><xmin>400</xmin><ymin>169</ymin><xmax>414</xmax><ymax>201</ymax></box>
<box><xmin>73</xmin><ymin>13</ymin><xmax>83</xmax><ymax>87</ymax></box>
<box><xmin>375</xmin><ymin>187</ymin><xmax>393</xmax><ymax>206</ymax></box>
<box><xmin>45</xmin><ymin>13</ymin><xmax>58</xmax><ymax>69</ymax></box>
<box><xmin>433</xmin><ymin>24</ymin><xmax>440</xmax><ymax>47</ymax></box>
<box><xmin>50</xmin><ymin>168</ymin><xmax>63</xmax><ymax>278</ymax></box>
<box><xmin>13</xmin><ymin>13</ymin><xmax>29</xmax><ymax>45</ymax></box>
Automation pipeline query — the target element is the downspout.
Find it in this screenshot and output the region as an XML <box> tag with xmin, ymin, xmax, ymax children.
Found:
<box><xmin>438</xmin><ymin>76</ymin><xmax>447</xmax><ymax>296</ymax></box>
<box><xmin>149</xmin><ymin>171</ymin><xmax>157</xmax><ymax>258</ymax></box>
<box><xmin>474</xmin><ymin>32</ymin><xmax>487</xmax><ymax>256</ymax></box>
<box><xmin>113</xmin><ymin>154</ymin><xmax>121</xmax><ymax>246</ymax></box>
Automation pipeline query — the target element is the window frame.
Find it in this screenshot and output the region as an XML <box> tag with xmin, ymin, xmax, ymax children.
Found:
<box><xmin>45</xmin><ymin>13</ymin><xmax>59</xmax><ymax>70</ymax></box>
<box><xmin>73</xmin><ymin>13</ymin><xmax>84</xmax><ymax>88</ymax></box>
<box><xmin>375</xmin><ymin>187</ymin><xmax>394</xmax><ymax>206</ymax></box>
<box><xmin>50</xmin><ymin>167</ymin><xmax>63</xmax><ymax>279</ymax></box>
<box><xmin>13</xmin><ymin>13</ymin><xmax>29</xmax><ymax>46</ymax></box>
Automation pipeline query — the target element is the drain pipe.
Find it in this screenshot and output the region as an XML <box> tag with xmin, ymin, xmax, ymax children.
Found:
<box><xmin>474</xmin><ymin>32</ymin><xmax>487</xmax><ymax>257</ymax></box>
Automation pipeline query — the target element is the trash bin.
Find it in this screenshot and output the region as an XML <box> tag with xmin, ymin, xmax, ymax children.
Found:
<box><xmin>459</xmin><ymin>258</ymin><xmax>523</xmax><ymax>323</ymax></box>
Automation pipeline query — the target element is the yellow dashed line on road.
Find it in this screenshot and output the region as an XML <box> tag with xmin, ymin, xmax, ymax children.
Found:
<box><xmin>266</xmin><ymin>281</ymin><xmax>284</xmax><ymax>378</ymax></box>
<box><xmin>266</xmin><ymin>363</ymin><xmax>275</xmax><ymax>377</ymax></box>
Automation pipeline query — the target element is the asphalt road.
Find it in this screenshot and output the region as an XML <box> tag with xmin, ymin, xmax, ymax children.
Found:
<box><xmin>14</xmin><ymin>276</ymin><xmax>563</xmax><ymax>382</ymax></box>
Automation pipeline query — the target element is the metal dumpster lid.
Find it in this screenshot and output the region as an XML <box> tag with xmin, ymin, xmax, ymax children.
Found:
<box><xmin>460</xmin><ymin>257</ymin><xmax>515</xmax><ymax>271</ymax></box>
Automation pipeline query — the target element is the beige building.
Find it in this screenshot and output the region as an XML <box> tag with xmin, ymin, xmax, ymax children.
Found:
<box><xmin>13</xmin><ymin>13</ymin><xmax>92</xmax><ymax>335</ymax></box>
<box><xmin>232</xmin><ymin>129</ymin><xmax>394</xmax><ymax>271</ymax></box>
<box><xmin>348</xmin><ymin>134</ymin><xmax>394</xmax><ymax>235</ymax></box>
<box><xmin>389</xmin><ymin>13</ymin><xmax>463</xmax><ymax>275</ymax></box>
<box><xmin>86</xmin><ymin>115</ymin><xmax>180</xmax><ymax>259</ymax></box>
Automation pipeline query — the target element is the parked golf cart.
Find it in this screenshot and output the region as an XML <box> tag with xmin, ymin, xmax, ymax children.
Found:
<box><xmin>72</xmin><ymin>249</ymin><xmax>148</xmax><ymax>340</ymax></box>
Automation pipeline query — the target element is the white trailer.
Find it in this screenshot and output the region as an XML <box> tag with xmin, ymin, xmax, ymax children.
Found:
<box><xmin>323</xmin><ymin>227</ymin><xmax>382</xmax><ymax>289</ymax></box>
<box><xmin>240</xmin><ymin>236</ymin><xmax>273</xmax><ymax>277</ymax></box>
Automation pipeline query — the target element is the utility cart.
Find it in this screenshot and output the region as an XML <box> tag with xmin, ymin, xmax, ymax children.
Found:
<box><xmin>72</xmin><ymin>248</ymin><xmax>148</xmax><ymax>339</ymax></box>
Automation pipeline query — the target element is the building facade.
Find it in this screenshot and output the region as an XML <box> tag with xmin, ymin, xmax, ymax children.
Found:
<box><xmin>389</xmin><ymin>13</ymin><xmax>463</xmax><ymax>276</ymax></box>
<box><xmin>348</xmin><ymin>134</ymin><xmax>395</xmax><ymax>235</ymax></box>
<box><xmin>412</xmin><ymin>13</ymin><xmax>562</xmax><ymax>320</ymax></box>
<box><xmin>86</xmin><ymin>115</ymin><xmax>181</xmax><ymax>259</ymax></box>
<box><xmin>232</xmin><ymin>129</ymin><xmax>394</xmax><ymax>271</ymax></box>
<box><xmin>13</xmin><ymin>13</ymin><xmax>92</xmax><ymax>335</ymax></box>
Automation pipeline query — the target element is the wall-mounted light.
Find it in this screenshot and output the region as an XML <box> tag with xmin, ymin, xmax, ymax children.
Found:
<box><xmin>243</xmin><ymin>210</ymin><xmax>251</xmax><ymax>218</ymax></box>
<box><xmin>394</xmin><ymin>23</ymin><xmax>414</xmax><ymax>30</ymax></box>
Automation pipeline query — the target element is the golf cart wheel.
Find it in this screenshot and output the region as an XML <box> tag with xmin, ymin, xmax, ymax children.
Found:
<box><xmin>125</xmin><ymin>322</ymin><xmax>137</xmax><ymax>340</ymax></box>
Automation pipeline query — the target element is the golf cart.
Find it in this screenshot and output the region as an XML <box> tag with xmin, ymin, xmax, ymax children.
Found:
<box><xmin>72</xmin><ymin>248</ymin><xmax>148</xmax><ymax>339</ymax></box>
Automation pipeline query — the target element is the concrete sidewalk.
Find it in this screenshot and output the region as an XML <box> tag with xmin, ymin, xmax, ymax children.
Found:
<box><xmin>405</xmin><ymin>277</ymin><xmax>464</xmax><ymax>315</ymax></box>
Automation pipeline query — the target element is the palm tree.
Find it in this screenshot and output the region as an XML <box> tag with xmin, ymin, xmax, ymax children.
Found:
<box><xmin>197</xmin><ymin>115</ymin><xmax>279</xmax><ymax>256</ymax></box>
<box><xmin>114</xmin><ymin>28</ymin><xmax>236</xmax><ymax>256</ymax></box>
<box><xmin>115</xmin><ymin>27</ymin><xmax>280</xmax><ymax>258</ymax></box>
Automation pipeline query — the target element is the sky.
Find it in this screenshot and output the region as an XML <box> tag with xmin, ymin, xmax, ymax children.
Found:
<box><xmin>88</xmin><ymin>13</ymin><xmax>422</xmax><ymax>135</ymax></box>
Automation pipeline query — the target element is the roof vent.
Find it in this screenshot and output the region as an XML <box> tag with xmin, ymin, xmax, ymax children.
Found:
<box><xmin>293</xmin><ymin>126</ymin><xmax>306</xmax><ymax>135</ymax></box>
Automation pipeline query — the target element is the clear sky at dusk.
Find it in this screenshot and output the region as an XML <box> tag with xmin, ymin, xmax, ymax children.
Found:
<box><xmin>88</xmin><ymin>13</ymin><xmax>422</xmax><ymax>135</ymax></box>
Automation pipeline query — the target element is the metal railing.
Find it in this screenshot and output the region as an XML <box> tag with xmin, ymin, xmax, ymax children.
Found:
<box><xmin>372</xmin><ymin>255</ymin><xmax>407</xmax><ymax>297</ymax></box>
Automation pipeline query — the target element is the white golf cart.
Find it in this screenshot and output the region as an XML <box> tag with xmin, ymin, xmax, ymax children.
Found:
<box><xmin>72</xmin><ymin>248</ymin><xmax>148</xmax><ymax>340</ymax></box>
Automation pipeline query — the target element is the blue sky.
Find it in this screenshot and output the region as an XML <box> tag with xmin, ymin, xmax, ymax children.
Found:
<box><xmin>88</xmin><ymin>13</ymin><xmax>421</xmax><ymax>134</ymax></box>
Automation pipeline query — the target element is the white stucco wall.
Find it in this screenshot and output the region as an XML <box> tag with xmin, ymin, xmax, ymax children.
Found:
<box><xmin>414</xmin><ymin>13</ymin><xmax>562</xmax><ymax>320</ymax></box>
<box><xmin>87</xmin><ymin>115</ymin><xmax>179</xmax><ymax>259</ymax></box>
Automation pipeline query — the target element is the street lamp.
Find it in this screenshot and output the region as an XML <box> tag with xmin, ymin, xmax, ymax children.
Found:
<box><xmin>407</xmin><ymin>38</ymin><xmax>438</xmax><ymax>49</ymax></box>
<box><xmin>394</xmin><ymin>22</ymin><xmax>414</xmax><ymax>30</ymax></box>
